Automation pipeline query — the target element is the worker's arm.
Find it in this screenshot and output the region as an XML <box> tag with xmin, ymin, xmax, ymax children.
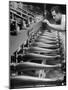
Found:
<box><xmin>43</xmin><ymin>18</ymin><xmax>65</xmax><ymax>32</ymax></box>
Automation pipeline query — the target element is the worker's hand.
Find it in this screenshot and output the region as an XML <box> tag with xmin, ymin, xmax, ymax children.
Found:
<box><xmin>43</xmin><ymin>19</ymin><xmax>50</xmax><ymax>25</ymax></box>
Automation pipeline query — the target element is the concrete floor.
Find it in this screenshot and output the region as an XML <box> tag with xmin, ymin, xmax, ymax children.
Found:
<box><xmin>9</xmin><ymin>30</ymin><xmax>28</xmax><ymax>56</ymax></box>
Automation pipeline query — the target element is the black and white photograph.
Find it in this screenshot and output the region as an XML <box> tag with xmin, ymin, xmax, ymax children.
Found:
<box><xmin>9</xmin><ymin>1</ymin><xmax>66</xmax><ymax>89</ymax></box>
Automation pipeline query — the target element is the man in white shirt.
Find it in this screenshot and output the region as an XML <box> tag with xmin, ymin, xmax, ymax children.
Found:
<box><xmin>43</xmin><ymin>6</ymin><xmax>66</xmax><ymax>62</ymax></box>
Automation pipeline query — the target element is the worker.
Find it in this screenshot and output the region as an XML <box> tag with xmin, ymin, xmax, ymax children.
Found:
<box><xmin>43</xmin><ymin>6</ymin><xmax>66</xmax><ymax>62</ymax></box>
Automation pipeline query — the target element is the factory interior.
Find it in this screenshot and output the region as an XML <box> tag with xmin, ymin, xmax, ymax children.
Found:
<box><xmin>9</xmin><ymin>1</ymin><xmax>66</xmax><ymax>89</ymax></box>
